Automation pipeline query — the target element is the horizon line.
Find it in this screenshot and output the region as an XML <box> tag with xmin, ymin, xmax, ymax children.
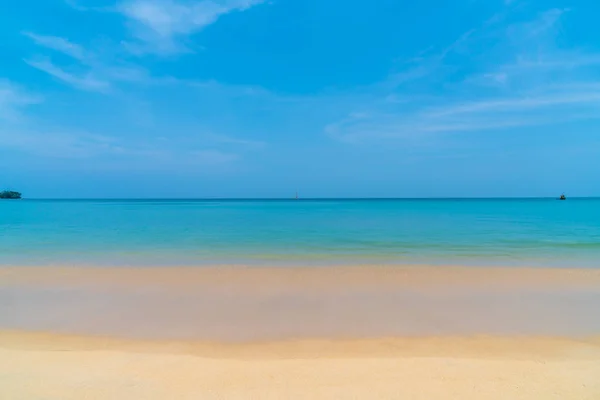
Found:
<box><xmin>11</xmin><ymin>196</ymin><xmax>598</xmax><ymax>201</ymax></box>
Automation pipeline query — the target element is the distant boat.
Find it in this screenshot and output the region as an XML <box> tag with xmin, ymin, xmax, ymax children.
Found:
<box><xmin>559</xmin><ymin>194</ymin><xmax>566</xmax><ymax>200</ymax></box>
<box><xmin>295</xmin><ymin>192</ymin><xmax>299</xmax><ymax>200</ymax></box>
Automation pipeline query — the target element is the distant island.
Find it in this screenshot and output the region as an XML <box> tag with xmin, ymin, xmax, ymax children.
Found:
<box><xmin>0</xmin><ymin>191</ymin><xmax>22</xmax><ymax>199</ymax></box>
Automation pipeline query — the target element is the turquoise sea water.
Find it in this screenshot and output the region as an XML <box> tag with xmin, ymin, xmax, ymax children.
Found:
<box><xmin>1</xmin><ymin>199</ymin><xmax>599</xmax><ymax>267</ymax></box>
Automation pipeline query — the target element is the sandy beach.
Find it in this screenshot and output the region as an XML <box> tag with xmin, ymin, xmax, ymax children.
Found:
<box><xmin>2</xmin><ymin>266</ymin><xmax>600</xmax><ymax>399</ymax></box>
<box><xmin>2</xmin><ymin>331</ymin><xmax>600</xmax><ymax>399</ymax></box>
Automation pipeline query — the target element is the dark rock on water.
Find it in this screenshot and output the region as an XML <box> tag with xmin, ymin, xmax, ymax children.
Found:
<box><xmin>0</xmin><ymin>191</ymin><xmax>22</xmax><ymax>199</ymax></box>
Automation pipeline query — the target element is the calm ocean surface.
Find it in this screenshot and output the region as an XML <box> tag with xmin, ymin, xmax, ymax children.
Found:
<box><xmin>1</xmin><ymin>199</ymin><xmax>599</xmax><ymax>267</ymax></box>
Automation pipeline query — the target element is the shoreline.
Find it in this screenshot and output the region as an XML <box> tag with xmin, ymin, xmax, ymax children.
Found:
<box><xmin>3</xmin><ymin>264</ymin><xmax>600</xmax><ymax>288</ymax></box>
<box><xmin>2</xmin><ymin>254</ymin><xmax>599</xmax><ymax>269</ymax></box>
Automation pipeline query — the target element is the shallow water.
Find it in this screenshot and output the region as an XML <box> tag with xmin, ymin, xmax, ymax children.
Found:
<box><xmin>1</xmin><ymin>198</ymin><xmax>600</xmax><ymax>266</ymax></box>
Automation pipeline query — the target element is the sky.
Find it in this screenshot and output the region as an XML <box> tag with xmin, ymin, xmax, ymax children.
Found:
<box><xmin>1</xmin><ymin>0</ymin><xmax>600</xmax><ymax>198</ymax></box>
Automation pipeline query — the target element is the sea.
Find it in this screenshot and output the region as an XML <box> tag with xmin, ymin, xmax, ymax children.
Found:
<box><xmin>1</xmin><ymin>198</ymin><xmax>599</xmax><ymax>267</ymax></box>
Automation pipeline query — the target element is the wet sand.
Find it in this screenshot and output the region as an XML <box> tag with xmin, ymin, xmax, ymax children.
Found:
<box><xmin>2</xmin><ymin>266</ymin><xmax>600</xmax><ymax>398</ymax></box>
<box><xmin>4</xmin><ymin>265</ymin><xmax>600</xmax><ymax>289</ymax></box>
<box><xmin>2</xmin><ymin>266</ymin><xmax>600</xmax><ymax>339</ymax></box>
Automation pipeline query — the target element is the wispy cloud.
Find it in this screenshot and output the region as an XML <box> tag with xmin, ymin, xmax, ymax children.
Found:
<box><xmin>0</xmin><ymin>128</ymin><xmax>123</xmax><ymax>159</ymax></box>
<box><xmin>23</xmin><ymin>31</ymin><xmax>151</xmax><ymax>92</ymax></box>
<box><xmin>327</xmin><ymin>87</ymin><xmax>600</xmax><ymax>142</ymax></box>
<box><xmin>327</xmin><ymin>6</ymin><xmax>600</xmax><ymax>143</ymax></box>
<box><xmin>66</xmin><ymin>0</ymin><xmax>265</xmax><ymax>55</ymax></box>
<box><xmin>326</xmin><ymin>101</ymin><xmax>600</xmax><ymax>143</ymax></box>
<box><xmin>381</xmin><ymin>29</ymin><xmax>476</xmax><ymax>91</ymax></box>
<box><xmin>425</xmin><ymin>92</ymin><xmax>600</xmax><ymax>118</ymax></box>
<box><xmin>24</xmin><ymin>58</ymin><xmax>112</xmax><ymax>92</ymax></box>
<box><xmin>509</xmin><ymin>8</ymin><xmax>567</xmax><ymax>39</ymax></box>
<box><xmin>26</xmin><ymin>0</ymin><xmax>268</xmax><ymax>94</ymax></box>
<box><xmin>0</xmin><ymin>81</ymin><xmax>43</xmax><ymax>121</ymax></box>
<box><xmin>22</xmin><ymin>31</ymin><xmax>87</xmax><ymax>61</ymax></box>
<box><xmin>116</xmin><ymin>0</ymin><xmax>264</xmax><ymax>55</ymax></box>
<box><xmin>64</xmin><ymin>0</ymin><xmax>111</xmax><ymax>12</ymax></box>
<box><xmin>1</xmin><ymin>122</ymin><xmax>242</xmax><ymax>168</ymax></box>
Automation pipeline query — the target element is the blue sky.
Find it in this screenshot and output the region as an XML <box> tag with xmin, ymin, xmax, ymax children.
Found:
<box><xmin>1</xmin><ymin>0</ymin><xmax>599</xmax><ymax>197</ymax></box>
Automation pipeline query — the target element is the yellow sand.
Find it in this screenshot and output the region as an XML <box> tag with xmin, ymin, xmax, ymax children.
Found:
<box><xmin>1</xmin><ymin>331</ymin><xmax>600</xmax><ymax>400</ymax></box>
<box><xmin>2</xmin><ymin>266</ymin><xmax>600</xmax><ymax>399</ymax></box>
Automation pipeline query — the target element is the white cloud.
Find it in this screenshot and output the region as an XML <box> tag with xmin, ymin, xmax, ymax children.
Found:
<box><xmin>503</xmin><ymin>54</ymin><xmax>600</xmax><ymax>73</ymax></box>
<box><xmin>425</xmin><ymin>92</ymin><xmax>600</xmax><ymax>118</ymax></box>
<box><xmin>0</xmin><ymin>81</ymin><xmax>43</xmax><ymax>121</ymax></box>
<box><xmin>327</xmin><ymin>85</ymin><xmax>600</xmax><ymax>142</ymax></box>
<box><xmin>103</xmin><ymin>64</ymin><xmax>151</xmax><ymax>83</ymax></box>
<box><xmin>25</xmin><ymin>1</ymin><xmax>266</xmax><ymax>93</ymax></box>
<box><xmin>21</xmin><ymin>1</ymin><xmax>599</xmax><ymax>153</ymax></box>
<box><xmin>324</xmin><ymin>6</ymin><xmax>600</xmax><ymax>143</ymax></box>
<box><xmin>1</xmin><ymin>125</ymin><xmax>241</xmax><ymax>169</ymax></box>
<box><xmin>515</xmin><ymin>8</ymin><xmax>568</xmax><ymax>38</ymax></box>
<box><xmin>0</xmin><ymin>128</ymin><xmax>123</xmax><ymax>159</ymax></box>
<box><xmin>22</xmin><ymin>32</ymin><xmax>87</xmax><ymax>61</ymax></box>
<box><xmin>23</xmin><ymin>31</ymin><xmax>152</xmax><ymax>91</ymax></box>
<box><xmin>327</xmin><ymin>104</ymin><xmax>600</xmax><ymax>143</ymax></box>
<box><xmin>117</xmin><ymin>0</ymin><xmax>264</xmax><ymax>55</ymax></box>
<box><xmin>24</xmin><ymin>58</ymin><xmax>112</xmax><ymax>92</ymax></box>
